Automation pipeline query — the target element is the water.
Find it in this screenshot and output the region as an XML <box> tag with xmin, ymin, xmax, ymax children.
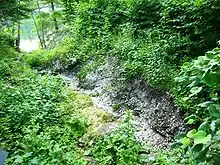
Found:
<box><xmin>20</xmin><ymin>17</ymin><xmax>39</xmax><ymax>52</ymax></box>
<box><xmin>19</xmin><ymin>6</ymin><xmax>61</xmax><ymax>52</ymax></box>
<box><xmin>20</xmin><ymin>39</ymin><xmax>39</xmax><ymax>52</ymax></box>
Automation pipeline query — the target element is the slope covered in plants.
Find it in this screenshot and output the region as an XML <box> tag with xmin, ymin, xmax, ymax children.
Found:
<box><xmin>1</xmin><ymin>0</ymin><xmax>220</xmax><ymax>164</ymax></box>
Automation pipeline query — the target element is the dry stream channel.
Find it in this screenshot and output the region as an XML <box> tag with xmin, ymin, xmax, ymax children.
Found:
<box><xmin>60</xmin><ymin>57</ymin><xmax>186</xmax><ymax>148</ymax></box>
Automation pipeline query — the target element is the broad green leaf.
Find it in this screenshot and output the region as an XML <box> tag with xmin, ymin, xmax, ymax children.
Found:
<box><xmin>187</xmin><ymin>80</ymin><xmax>199</xmax><ymax>88</ymax></box>
<box><xmin>181</xmin><ymin>137</ymin><xmax>190</xmax><ymax>146</ymax></box>
<box><xmin>208</xmin><ymin>104</ymin><xmax>220</xmax><ymax>118</ymax></box>
<box><xmin>184</xmin><ymin>114</ymin><xmax>198</xmax><ymax>121</ymax></box>
<box><xmin>189</xmin><ymin>86</ymin><xmax>202</xmax><ymax>97</ymax></box>
<box><xmin>203</xmin><ymin>74</ymin><xmax>219</xmax><ymax>88</ymax></box>
<box><xmin>193</xmin><ymin>131</ymin><xmax>212</xmax><ymax>145</ymax></box>
<box><xmin>182</xmin><ymin>97</ymin><xmax>189</xmax><ymax>102</ymax></box>
<box><xmin>187</xmin><ymin>119</ymin><xmax>195</xmax><ymax>125</ymax></box>
<box><xmin>187</xmin><ymin>129</ymin><xmax>197</xmax><ymax>138</ymax></box>
<box><xmin>195</xmin><ymin>145</ymin><xmax>210</xmax><ymax>162</ymax></box>
<box><xmin>192</xmin><ymin>144</ymin><xmax>203</xmax><ymax>152</ymax></box>
<box><xmin>198</xmin><ymin>122</ymin><xmax>210</xmax><ymax>131</ymax></box>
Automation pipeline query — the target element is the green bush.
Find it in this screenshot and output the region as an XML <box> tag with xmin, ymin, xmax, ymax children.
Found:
<box><xmin>23</xmin><ymin>37</ymin><xmax>76</xmax><ymax>68</ymax></box>
<box><xmin>161</xmin><ymin>0</ymin><xmax>220</xmax><ymax>56</ymax></box>
<box><xmin>53</xmin><ymin>0</ymin><xmax>220</xmax><ymax>91</ymax></box>
<box><xmin>0</xmin><ymin>60</ymin><xmax>88</xmax><ymax>164</ymax></box>
<box><xmin>64</xmin><ymin>0</ymin><xmax>128</xmax><ymax>37</ymax></box>
<box><xmin>142</xmin><ymin>147</ymin><xmax>195</xmax><ymax>165</ymax></box>
<box><xmin>92</xmin><ymin>112</ymin><xmax>141</xmax><ymax>165</ymax></box>
<box><xmin>0</xmin><ymin>59</ymin><xmax>33</xmax><ymax>80</ymax></box>
<box><xmin>0</xmin><ymin>32</ymin><xmax>18</xmax><ymax>61</ymax></box>
<box><xmin>129</xmin><ymin>0</ymin><xmax>162</xmax><ymax>29</ymax></box>
<box><xmin>110</xmin><ymin>27</ymin><xmax>180</xmax><ymax>89</ymax></box>
<box><xmin>173</xmin><ymin>47</ymin><xmax>220</xmax><ymax>164</ymax></box>
<box><xmin>1</xmin><ymin>59</ymin><xmax>143</xmax><ymax>165</ymax></box>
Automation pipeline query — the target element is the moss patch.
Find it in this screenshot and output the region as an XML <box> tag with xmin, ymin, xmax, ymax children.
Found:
<box><xmin>61</xmin><ymin>88</ymin><xmax>114</xmax><ymax>138</ymax></box>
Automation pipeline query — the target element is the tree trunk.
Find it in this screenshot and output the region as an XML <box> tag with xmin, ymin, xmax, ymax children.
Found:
<box><xmin>12</xmin><ymin>23</ymin><xmax>16</xmax><ymax>47</ymax></box>
<box><xmin>28</xmin><ymin>0</ymin><xmax>44</xmax><ymax>49</ymax></box>
<box><xmin>36</xmin><ymin>0</ymin><xmax>46</xmax><ymax>49</ymax></box>
<box><xmin>12</xmin><ymin>23</ymin><xmax>15</xmax><ymax>37</ymax></box>
<box><xmin>51</xmin><ymin>2</ymin><xmax>58</xmax><ymax>31</ymax></box>
<box><xmin>15</xmin><ymin>21</ymin><xmax>21</xmax><ymax>52</ymax></box>
<box><xmin>15</xmin><ymin>0</ymin><xmax>21</xmax><ymax>52</ymax></box>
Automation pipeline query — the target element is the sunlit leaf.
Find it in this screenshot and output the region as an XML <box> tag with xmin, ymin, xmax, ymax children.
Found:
<box><xmin>189</xmin><ymin>86</ymin><xmax>202</xmax><ymax>97</ymax></box>
<box><xmin>193</xmin><ymin>131</ymin><xmax>212</xmax><ymax>145</ymax></box>
<box><xmin>181</xmin><ymin>137</ymin><xmax>191</xmax><ymax>146</ymax></box>
<box><xmin>187</xmin><ymin>129</ymin><xmax>197</xmax><ymax>138</ymax></box>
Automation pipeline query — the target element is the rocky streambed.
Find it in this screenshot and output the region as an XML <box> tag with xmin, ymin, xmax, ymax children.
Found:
<box><xmin>61</xmin><ymin>57</ymin><xmax>186</xmax><ymax>148</ymax></box>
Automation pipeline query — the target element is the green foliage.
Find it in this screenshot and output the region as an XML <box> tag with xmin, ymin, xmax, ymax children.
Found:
<box><xmin>57</xmin><ymin>0</ymin><xmax>220</xmax><ymax>90</ymax></box>
<box><xmin>142</xmin><ymin>147</ymin><xmax>195</xmax><ymax>165</ymax></box>
<box><xmin>161</xmin><ymin>0</ymin><xmax>220</xmax><ymax>55</ymax></box>
<box><xmin>0</xmin><ymin>0</ymin><xmax>30</xmax><ymax>26</ymax></box>
<box><xmin>110</xmin><ymin>27</ymin><xmax>180</xmax><ymax>89</ymax></box>
<box><xmin>92</xmin><ymin>111</ymin><xmax>141</xmax><ymax>165</ymax></box>
<box><xmin>22</xmin><ymin>1</ymin><xmax>220</xmax><ymax>163</ymax></box>
<box><xmin>2</xmin><ymin>0</ymin><xmax>220</xmax><ymax>164</ymax></box>
<box><xmin>23</xmin><ymin>37</ymin><xmax>79</xmax><ymax>68</ymax></box>
<box><xmin>174</xmin><ymin>47</ymin><xmax>220</xmax><ymax>164</ymax></box>
<box><xmin>0</xmin><ymin>57</ymin><xmax>141</xmax><ymax>164</ymax></box>
<box><xmin>9</xmin><ymin>125</ymin><xmax>87</xmax><ymax>165</ymax></box>
<box><xmin>23</xmin><ymin>35</ymin><xmax>107</xmax><ymax>80</ymax></box>
<box><xmin>0</xmin><ymin>59</ymin><xmax>33</xmax><ymax>80</ymax></box>
<box><xmin>63</xmin><ymin>0</ymin><xmax>128</xmax><ymax>37</ymax></box>
<box><xmin>0</xmin><ymin>59</ymin><xmax>88</xmax><ymax>164</ymax></box>
<box><xmin>175</xmin><ymin>47</ymin><xmax>220</xmax><ymax>112</ymax></box>
<box><xmin>129</xmin><ymin>0</ymin><xmax>162</xmax><ymax>29</ymax></box>
<box><xmin>63</xmin><ymin>0</ymin><xmax>220</xmax><ymax>57</ymax></box>
<box><xmin>0</xmin><ymin>32</ymin><xmax>18</xmax><ymax>61</ymax></box>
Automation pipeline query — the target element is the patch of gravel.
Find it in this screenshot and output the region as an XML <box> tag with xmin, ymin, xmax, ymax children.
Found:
<box><xmin>62</xmin><ymin>57</ymin><xmax>186</xmax><ymax>148</ymax></box>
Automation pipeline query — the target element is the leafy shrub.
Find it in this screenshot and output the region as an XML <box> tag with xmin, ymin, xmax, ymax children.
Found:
<box><xmin>0</xmin><ymin>59</ymin><xmax>33</xmax><ymax>80</ymax></box>
<box><xmin>142</xmin><ymin>147</ymin><xmax>195</xmax><ymax>165</ymax></box>
<box><xmin>110</xmin><ymin>27</ymin><xmax>180</xmax><ymax>89</ymax></box>
<box><xmin>23</xmin><ymin>35</ymin><xmax>107</xmax><ymax>74</ymax></box>
<box><xmin>0</xmin><ymin>32</ymin><xmax>18</xmax><ymax>61</ymax></box>
<box><xmin>174</xmin><ymin>47</ymin><xmax>220</xmax><ymax>164</ymax></box>
<box><xmin>64</xmin><ymin>0</ymin><xmax>128</xmax><ymax>37</ymax></box>
<box><xmin>22</xmin><ymin>37</ymin><xmax>77</xmax><ymax>68</ymax></box>
<box><xmin>92</xmin><ymin>111</ymin><xmax>141</xmax><ymax>165</ymax></box>
<box><xmin>2</xmin><ymin>58</ymin><xmax>141</xmax><ymax>164</ymax></box>
<box><xmin>161</xmin><ymin>0</ymin><xmax>220</xmax><ymax>56</ymax></box>
<box><xmin>10</xmin><ymin>125</ymin><xmax>87</xmax><ymax>165</ymax></box>
<box><xmin>0</xmin><ymin>60</ymin><xmax>88</xmax><ymax>164</ymax></box>
<box><xmin>129</xmin><ymin>0</ymin><xmax>162</xmax><ymax>29</ymax></box>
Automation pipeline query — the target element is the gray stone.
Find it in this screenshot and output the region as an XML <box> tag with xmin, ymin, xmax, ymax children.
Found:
<box><xmin>61</xmin><ymin>56</ymin><xmax>186</xmax><ymax>148</ymax></box>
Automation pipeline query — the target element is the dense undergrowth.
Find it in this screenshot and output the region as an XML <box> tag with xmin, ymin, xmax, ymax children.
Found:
<box><xmin>1</xmin><ymin>0</ymin><xmax>220</xmax><ymax>164</ymax></box>
<box><xmin>23</xmin><ymin>0</ymin><xmax>220</xmax><ymax>164</ymax></box>
<box><xmin>0</xmin><ymin>49</ymin><xmax>144</xmax><ymax>164</ymax></box>
<box><xmin>0</xmin><ymin>32</ymin><xmax>140</xmax><ymax>164</ymax></box>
